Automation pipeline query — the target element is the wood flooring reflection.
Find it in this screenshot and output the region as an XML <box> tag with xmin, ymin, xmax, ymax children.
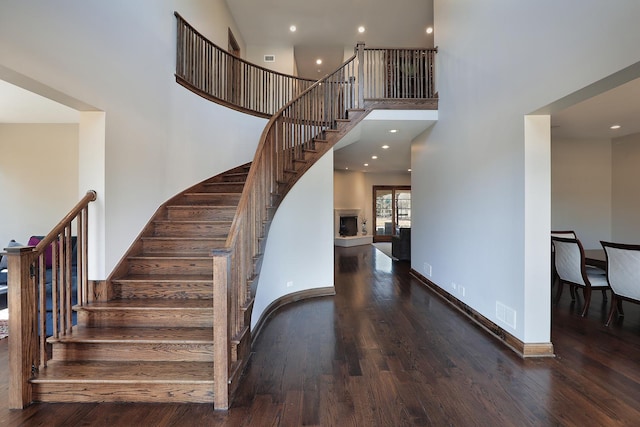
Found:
<box><xmin>1</xmin><ymin>244</ymin><xmax>640</xmax><ymax>426</ymax></box>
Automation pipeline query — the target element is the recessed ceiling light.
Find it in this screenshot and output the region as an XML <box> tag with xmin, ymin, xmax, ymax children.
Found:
<box><xmin>372</xmin><ymin>155</ymin><xmax>378</xmax><ymax>159</ymax></box>
<box><xmin>364</xmin><ymin>163</ymin><xmax>369</xmax><ymax>167</ymax></box>
<box><xmin>426</xmin><ymin>27</ymin><xmax>433</xmax><ymax>34</ymax></box>
<box><xmin>382</xmin><ymin>145</ymin><xmax>390</xmax><ymax>149</ymax></box>
<box><xmin>610</xmin><ymin>124</ymin><xmax>621</xmax><ymax>130</ymax></box>
<box><xmin>290</xmin><ymin>25</ymin><xmax>297</xmax><ymax>32</ymax></box>
<box><xmin>316</xmin><ymin>59</ymin><xmax>322</xmax><ymax>65</ymax></box>
<box><xmin>358</xmin><ymin>26</ymin><xmax>366</xmax><ymax>33</ymax></box>
<box><xmin>389</xmin><ymin>129</ymin><xmax>398</xmax><ymax>133</ymax></box>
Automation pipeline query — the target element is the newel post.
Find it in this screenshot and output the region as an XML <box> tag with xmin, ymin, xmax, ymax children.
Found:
<box><xmin>7</xmin><ymin>246</ymin><xmax>37</xmax><ymax>409</ymax></box>
<box><xmin>212</xmin><ymin>249</ymin><xmax>231</xmax><ymax>410</ymax></box>
<box><xmin>356</xmin><ymin>42</ymin><xmax>365</xmax><ymax>108</ymax></box>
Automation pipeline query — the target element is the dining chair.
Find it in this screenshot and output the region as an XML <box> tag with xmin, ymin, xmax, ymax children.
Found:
<box><xmin>600</xmin><ymin>241</ymin><xmax>640</xmax><ymax>326</ymax></box>
<box><xmin>550</xmin><ymin>231</ymin><xmax>579</xmax><ymax>300</ymax></box>
<box><xmin>551</xmin><ymin>236</ymin><xmax>609</xmax><ymax>317</ymax></box>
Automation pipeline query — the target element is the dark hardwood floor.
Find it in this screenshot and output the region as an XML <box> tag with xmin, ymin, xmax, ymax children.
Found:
<box><xmin>1</xmin><ymin>244</ymin><xmax>639</xmax><ymax>426</ymax></box>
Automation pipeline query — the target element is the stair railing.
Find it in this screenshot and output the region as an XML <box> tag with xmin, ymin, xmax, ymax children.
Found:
<box><xmin>174</xmin><ymin>12</ymin><xmax>316</xmax><ymax>118</ymax></box>
<box><xmin>210</xmin><ymin>46</ymin><xmax>361</xmax><ymax>409</ymax></box>
<box><xmin>7</xmin><ymin>190</ymin><xmax>97</xmax><ymax>409</ymax></box>
<box><xmin>174</xmin><ymin>15</ymin><xmax>438</xmax><ymax>409</ymax></box>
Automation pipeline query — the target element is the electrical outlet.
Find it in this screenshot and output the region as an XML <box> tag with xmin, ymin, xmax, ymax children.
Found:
<box><xmin>286</xmin><ymin>281</ymin><xmax>293</xmax><ymax>288</ymax></box>
<box><xmin>496</xmin><ymin>301</ymin><xmax>517</xmax><ymax>329</ymax></box>
<box><xmin>424</xmin><ymin>263</ymin><xmax>432</xmax><ymax>277</ymax></box>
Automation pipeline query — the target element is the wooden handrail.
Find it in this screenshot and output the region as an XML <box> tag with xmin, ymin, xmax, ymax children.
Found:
<box><xmin>33</xmin><ymin>190</ymin><xmax>97</xmax><ymax>253</ymax></box>
<box><xmin>8</xmin><ymin>190</ymin><xmax>97</xmax><ymax>408</ymax></box>
<box><xmin>226</xmin><ymin>52</ymin><xmax>359</xmax><ymax>243</ymax></box>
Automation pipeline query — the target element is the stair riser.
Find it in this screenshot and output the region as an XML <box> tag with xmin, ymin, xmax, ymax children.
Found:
<box><xmin>77</xmin><ymin>309</ymin><xmax>213</xmax><ymax>328</ymax></box>
<box><xmin>32</xmin><ymin>383</ymin><xmax>213</xmax><ymax>403</ymax></box>
<box><xmin>217</xmin><ymin>173</ymin><xmax>248</xmax><ymax>183</ymax></box>
<box><xmin>202</xmin><ymin>182</ymin><xmax>245</xmax><ymax>192</ymax></box>
<box><xmin>179</xmin><ymin>194</ymin><xmax>241</xmax><ymax>205</ymax></box>
<box><xmin>166</xmin><ymin>206</ymin><xmax>237</xmax><ymax>221</ymax></box>
<box><xmin>153</xmin><ymin>222</ymin><xmax>230</xmax><ymax>238</ymax></box>
<box><xmin>142</xmin><ymin>238</ymin><xmax>226</xmax><ymax>254</ymax></box>
<box><xmin>112</xmin><ymin>282</ymin><xmax>212</xmax><ymax>299</ymax></box>
<box><xmin>51</xmin><ymin>343</ymin><xmax>213</xmax><ymax>362</ymax></box>
<box><xmin>127</xmin><ymin>258</ymin><xmax>213</xmax><ymax>275</ymax></box>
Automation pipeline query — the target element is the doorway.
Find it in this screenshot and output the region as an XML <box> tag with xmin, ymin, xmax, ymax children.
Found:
<box><xmin>373</xmin><ymin>185</ymin><xmax>411</xmax><ymax>242</ymax></box>
<box><xmin>228</xmin><ymin>28</ymin><xmax>241</xmax><ymax>105</ymax></box>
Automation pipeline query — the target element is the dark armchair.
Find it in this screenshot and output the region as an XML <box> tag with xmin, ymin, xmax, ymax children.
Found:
<box><xmin>392</xmin><ymin>228</ymin><xmax>411</xmax><ymax>261</ymax></box>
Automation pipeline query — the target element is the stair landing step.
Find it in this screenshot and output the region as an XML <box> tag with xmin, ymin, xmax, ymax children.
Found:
<box><xmin>49</xmin><ymin>327</ymin><xmax>213</xmax><ymax>344</ymax></box>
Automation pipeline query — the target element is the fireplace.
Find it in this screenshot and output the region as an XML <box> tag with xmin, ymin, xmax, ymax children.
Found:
<box><xmin>334</xmin><ymin>208</ymin><xmax>372</xmax><ymax>247</ymax></box>
<box><xmin>339</xmin><ymin>216</ymin><xmax>358</xmax><ymax>236</ymax></box>
<box><xmin>334</xmin><ymin>208</ymin><xmax>361</xmax><ymax>237</ymax></box>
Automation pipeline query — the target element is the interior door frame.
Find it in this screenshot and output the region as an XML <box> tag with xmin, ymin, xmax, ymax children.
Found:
<box><xmin>228</xmin><ymin>28</ymin><xmax>241</xmax><ymax>105</ymax></box>
<box><xmin>372</xmin><ymin>185</ymin><xmax>411</xmax><ymax>243</ymax></box>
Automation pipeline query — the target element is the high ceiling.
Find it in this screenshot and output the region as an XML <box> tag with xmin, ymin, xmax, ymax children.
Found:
<box><xmin>225</xmin><ymin>0</ymin><xmax>434</xmax><ymax>79</ymax></box>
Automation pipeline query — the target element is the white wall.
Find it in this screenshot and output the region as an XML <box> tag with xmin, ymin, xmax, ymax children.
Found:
<box><xmin>612</xmin><ymin>132</ymin><xmax>640</xmax><ymax>243</ymax></box>
<box><xmin>414</xmin><ymin>1</ymin><xmax>640</xmax><ymax>343</ymax></box>
<box><xmin>245</xmin><ymin>46</ymin><xmax>295</xmax><ymax>76</ymax></box>
<box><xmin>252</xmin><ymin>150</ymin><xmax>335</xmax><ymax>328</ymax></box>
<box><xmin>0</xmin><ymin>124</ymin><xmax>79</xmax><ymax>246</ymax></box>
<box><xmin>0</xmin><ymin>0</ymin><xmax>266</xmax><ymax>276</ymax></box>
<box><xmin>551</xmin><ymin>137</ymin><xmax>612</xmax><ymax>249</ymax></box>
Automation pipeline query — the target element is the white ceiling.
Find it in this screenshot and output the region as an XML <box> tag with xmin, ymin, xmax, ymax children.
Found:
<box><xmin>226</xmin><ymin>0</ymin><xmax>434</xmax><ymax>79</ymax></box>
<box><xmin>333</xmin><ymin>110</ymin><xmax>436</xmax><ymax>173</ymax></box>
<box><xmin>551</xmin><ymin>77</ymin><xmax>640</xmax><ymax>140</ymax></box>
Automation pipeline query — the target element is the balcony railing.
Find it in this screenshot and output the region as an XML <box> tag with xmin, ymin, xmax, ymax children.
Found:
<box><xmin>175</xmin><ymin>12</ymin><xmax>316</xmax><ymax>118</ymax></box>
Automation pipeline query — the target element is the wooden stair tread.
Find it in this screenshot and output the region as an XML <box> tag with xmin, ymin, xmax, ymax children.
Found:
<box><xmin>154</xmin><ymin>220</ymin><xmax>232</xmax><ymax>224</ymax></box>
<box><xmin>49</xmin><ymin>327</ymin><xmax>212</xmax><ymax>343</ymax></box>
<box><xmin>79</xmin><ymin>299</ymin><xmax>213</xmax><ymax>310</ymax></box>
<box><xmin>166</xmin><ymin>205</ymin><xmax>238</xmax><ymax>209</ymax></box>
<box><xmin>141</xmin><ymin>236</ymin><xmax>227</xmax><ymax>241</ymax></box>
<box><xmin>112</xmin><ymin>273</ymin><xmax>213</xmax><ymax>282</ymax></box>
<box><xmin>32</xmin><ymin>360</ymin><xmax>213</xmax><ymax>384</ymax></box>
<box><xmin>128</xmin><ymin>253</ymin><xmax>214</xmax><ymax>259</ymax></box>
<box><xmin>184</xmin><ymin>192</ymin><xmax>240</xmax><ymax>196</ymax></box>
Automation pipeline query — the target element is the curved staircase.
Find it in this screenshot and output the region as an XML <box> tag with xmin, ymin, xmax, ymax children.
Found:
<box><xmin>10</xmin><ymin>14</ymin><xmax>437</xmax><ymax>409</ymax></box>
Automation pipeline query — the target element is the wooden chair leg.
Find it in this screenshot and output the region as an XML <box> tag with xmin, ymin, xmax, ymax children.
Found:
<box><xmin>618</xmin><ymin>299</ymin><xmax>624</xmax><ymax>317</ymax></box>
<box><xmin>605</xmin><ymin>294</ymin><xmax>618</xmax><ymax>326</ymax></box>
<box><xmin>569</xmin><ymin>284</ymin><xmax>576</xmax><ymax>300</ymax></box>
<box><xmin>601</xmin><ymin>289</ymin><xmax>608</xmax><ymax>302</ymax></box>
<box><xmin>581</xmin><ymin>287</ymin><xmax>592</xmax><ymax>317</ymax></box>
